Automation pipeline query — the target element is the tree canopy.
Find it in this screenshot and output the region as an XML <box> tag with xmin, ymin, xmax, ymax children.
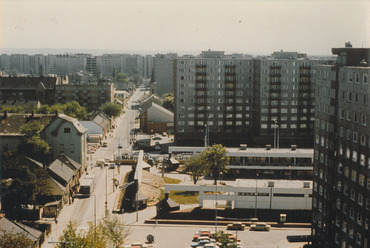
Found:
<box><xmin>20</xmin><ymin>120</ymin><xmax>50</xmax><ymax>161</ymax></box>
<box><xmin>184</xmin><ymin>154</ymin><xmax>206</xmax><ymax>185</ymax></box>
<box><xmin>0</xmin><ymin>230</ymin><xmax>34</xmax><ymax>248</ymax></box>
<box><xmin>1</xmin><ymin>152</ymin><xmax>52</xmax><ymax>219</ymax></box>
<box><xmin>58</xmin><ymin>215</ymin><xmax>130</xmax><ymax>248</ymax></box>
<box><xmin>99</xmin><ymin>102</ymin><xmax>123</xmax><ymax>117</ymax></box>
<box><xmin>162</xmin><ymin>93</ymin><xmax>174</xmax><ymax>112</ymax></box>
<box><xmin>35</xmin><ymin>101</ymin><xmax>87</xmax><ymax>120</ymax></box>
<box><xmin>201</xmin><ymin>144</ymin><xmax>230</xmax><ymax>185</ymax></box>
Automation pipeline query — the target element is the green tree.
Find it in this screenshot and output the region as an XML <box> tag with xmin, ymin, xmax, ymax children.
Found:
<box><xmin>20</xmin><ymin>120</ymin><xmax>50</xmax><ymax>161</ymax></box>
<box><xmin>36</xmin><ymin>104</ymin><xmax>51</xmax><ymax>114</ymax></box>
<box><xmin>115</xmin><ymin>72</ymin><xmax>128</xmax><ymax>83</ymax></box>
<box><xmin>99</xmin><ymin>214</ymin><xmax>130</xmax><ymax>248</ymax></box>
<box><xmin>201</xmin><ymin>144</ymin><xmax>230</xmax><ymax>185</ymax></box>
<box><xmin>0</xmin><ymin>230</ymin><xmax>34</xmax><ymax>248</ymax></box>
<box><xmin>1</xmin><ymin>153</ymin><xmax>53</xmax><ymax>218</ymax></box>
<box><xmin>184</xmin><ymin>154</ymin><xmax>206</xmax><ymax>184</ymax></box>
<box><xmin>162</xmin><ymin>95</ymin><xmax>174</xmax><ymax>112</ymax></box>
<box><xmin>58</xmin><ymin>217</ymin><xmax>130</xmax><ymax>248</ymax></box>
<box><xmin>100</xmin><ymin>102</ymin><xmax>122</xmax><ymax>117</ymax></box>
<box><xmin>62</xmin><ymin>101</ymin><xmax>87</xmax><ymax>120</ymax></box>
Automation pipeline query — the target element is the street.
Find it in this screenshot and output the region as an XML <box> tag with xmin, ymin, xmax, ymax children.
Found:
<box><xmin>43</xmin><ymin>88</ymin><xmax>146</xmax><ymax>247</ymax></box>
<box><xmin>42</xmin><ymin>87</ymin><xmax>310</xmax><ymax>248</ymax></box>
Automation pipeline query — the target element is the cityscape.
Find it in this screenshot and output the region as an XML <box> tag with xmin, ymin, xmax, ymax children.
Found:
<box><xmin>0</xmin><ymin>1</ymin><xmax>369</xmax><ymax>248</ymax></box>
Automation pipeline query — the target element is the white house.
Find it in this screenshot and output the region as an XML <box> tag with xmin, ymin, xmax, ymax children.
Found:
<box><xmin>44</xmin><ymin>114</ymin><xmax>87</xmax><ymax>170</ymax></box>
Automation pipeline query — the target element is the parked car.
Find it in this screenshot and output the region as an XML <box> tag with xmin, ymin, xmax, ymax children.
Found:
<box><xmin>249</xmin><ymin>222</ymin><xmax>271</xmax><ymax>231</ymax></box>
<box><xmin>102</xmin><ymin>142</ymin><xmax>107</xmax><ymax>147</ymax></box>
<box><xmin>109</xmin><ymin>163</ymin><xmax>116</xmax><ymax>169</ymax></box>
<box><xmin>193</xmin><ymin>229</ymin><xmax>211</xmax><ymax>241</ymax></box>
<box><xmin>191</xmin><ymin>237</ymin><xmax>214</xmax><ymax>248</ymax></box>
<box><xmin>227</xmin><ymin>222</ymin><xmax>245</xmax><ymax>230</ymax></box>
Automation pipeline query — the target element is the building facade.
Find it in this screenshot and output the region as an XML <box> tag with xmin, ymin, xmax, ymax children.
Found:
<box><xmin>55</xmin><ymin>82</ymin><xmax>114</xmax><ymax>112</ymax></box>
<box><xmin>312</xmin><ymin>45</ymin><xmax>370</xmax><ymax>248</ymax></box>
<box><xmin>173</xmin><ymin>51</ymin><xmax>329</xmax><ymax>148</ymax></box>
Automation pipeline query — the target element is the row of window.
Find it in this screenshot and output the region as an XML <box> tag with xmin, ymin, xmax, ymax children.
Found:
<box><xmin>179</xmin><ymin>113</ymin><xmax>251</xmax><ymax>119</ymax></box>
<box><xmin>340</xmin><ymin>90</ymin><xmax>368</xmax><ymax>105</ymax></box>
<box><xmin>178</xmin><ymin>120</ymin><xmax>251</xmax><ymax>126</ymax></box>
<box><xmin>313</xmin><ymin>215</ymin><xmax>367</xmax><ymax>247</ymax></box>
<box><xmin>260</xmin><ymin>92</ymin><xmax>314</xmax><ymax>98</ymax></box>
<box><xmin>178</xmin><ymin>60</ymin><xmax>317</xmax><ymax>67</ymax></box>
<box><xmin>341</xmin><ymin>71</ymin><xmax>368</xmax><ymax>85</ymax></box>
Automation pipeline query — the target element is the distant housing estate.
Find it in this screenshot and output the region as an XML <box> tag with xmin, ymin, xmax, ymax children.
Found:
<box><xmin>164</xmin><ymin>50</ymin><xmax>332</xmax><ymax>148</ymax></box>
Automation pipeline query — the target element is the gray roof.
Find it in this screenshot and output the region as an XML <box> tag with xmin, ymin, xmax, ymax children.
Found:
<box><xmin>57</xmin><ymin>154</ymin><xmax>81</xmax><ymax>171</ymax></box>
<box><xmin>93</xmin><ymin>114</ymin><xmax>110</xmax><ymax>129</ymax></box>
<box><xmin>0</xmin><ymin>216</ymin><xmax>41</xmax><ymax>243</ymax></box>
<box><xmin>48</xmin><ymin>159</ymin><xmax>75</xmax><ymax>185</ymax></box>
<box><xmin>58</xmin><ymin>114</ymin><xmax>87</xmax><ymax>134</ymax></box>
<box><xmin>80</xmin><ymin>121</ymin><xmax>103</xmax><ymax>135</ymax></box>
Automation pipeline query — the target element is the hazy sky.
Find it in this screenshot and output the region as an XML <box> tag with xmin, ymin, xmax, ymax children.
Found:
<box><xmin>0</xmin><ymin>0</ymin><xmax>369</xmax><ymax>55</ymax></box>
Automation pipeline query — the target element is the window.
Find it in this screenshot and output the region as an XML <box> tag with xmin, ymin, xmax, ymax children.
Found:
<box><xmin>64</xmin><ymin>128</ymin><xmax>71</xmax><ymax>133</ymax></box>
<box><xmin>356</xmin><ymin>233</ymin><xmax>361</xmax><ymax>245</ymax></box>
<box><xmin>357</xmin><ymin>213</ymin><xmax>362</xmax><ymax>225</ymax></box>
<box><xmin>351</xmin><ymin>169</ymin><xmax>357</xmax><ymax>182</ymax></box>
<box><xmin>350</xmin><ymin>188</ymin><xmax>356</xmax><ymax>201</ymax></box>
<box><xmin>361</xmin><ymin>114</ymin><xmax>367</xmax><ymax>125</ymax></box>
<box><xmin>358</xmin><ymin>193</ymin><xmax>363</xmax><ymax>206</ymax></box>
<box><xmin>364</xmin><ymin>73</ymin><xmax>368</xmax><ymax>84</ymax></box>
<box><xmin>359</xmin><ymin>174</ymin><xmax>365</xmax><ymax>186</ymax></box>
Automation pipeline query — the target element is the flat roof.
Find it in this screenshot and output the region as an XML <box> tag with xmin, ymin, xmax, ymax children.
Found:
<box><xmin>169</xmin><ymin>146</ymin><xmax>313</xmax><ymax>158</ymax></box>
<box><xmin>235</xmin><ymin>179</ymin><xmax>312</xmax><ymax>189</ymax></box>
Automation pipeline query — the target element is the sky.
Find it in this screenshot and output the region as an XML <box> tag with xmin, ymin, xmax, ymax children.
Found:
<box><xmin>0</xmin><ymin>0</ymin><xmax>369</xmax><ymax>56</ymax></box>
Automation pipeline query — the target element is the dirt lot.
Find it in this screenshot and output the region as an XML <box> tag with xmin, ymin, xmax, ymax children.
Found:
<box><xmin>140</xmin><ymin>170</ymin><xmax>165</xmax><ymax>205</ymax></box>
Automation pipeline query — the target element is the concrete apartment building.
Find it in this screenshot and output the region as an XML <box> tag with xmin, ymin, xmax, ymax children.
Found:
<box><xmin>173</xmin><ymin>50</ymin><xmax>329</xmax><ymax>148</ymax></box>
<box><xmin>311</xmin><ymin>44</ymin><xmax>369</xmax><ymax>248</ymax></box>
<box><xmin>56</xmin><ymin>82</ymin><xmax>114</xmax><ymax>112</ymax></box>
<box><xmin>153</xmin><ymin>53</ymin><xmax>178</xmax><ymax>96</ymax></box>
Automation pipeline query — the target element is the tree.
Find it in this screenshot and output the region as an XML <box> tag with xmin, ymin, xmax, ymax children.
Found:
<box><xmin>36</xmin><ymin>104</ymin><xmax>51</xmax><ymax>114</ymax></box>
<box><xmin>100</xmin><ymin>102</ymin><xmax>122</xmax><ymax>118</ymax></box>
<box><xmin>0</xmin><ymin>230</ymin><xmax>34</xmax><ymax>248</ymax></box>
<box><xmin>99</xmin><ymin>214</ymin><xmax>130</xmax><ymax>248</ymax></box>
<box><xmin>20</xmin><ymin>120</ymin><xmax>50</xmax><ymax>161</ymax></box>
<box><xmin>62</xmin><ymin>101</ymin><xmax>87</xmax><ymax>120</ymax></box>
<box><xmin>162</xmin><ymin>95</ymin><xmax>174</xmax><ymax>112</ymax></box>
<box><xmin>184</xmin><ymin>154</ymin><xmax>206</xmax><ymax>184</ymax></box>
<box><xmin>201</xmin><ymin>144</ymin><xmax>230</xmax><ymax>185</ymax></box>
<box><xmin>58</xmin><ymin>216</ymin><xmax>130</xmax><ymax>248</ymax></box>
<box><xmin>115</xmin><ymin>72</ymin><xmax>128</xmax><ymax>83</ymax></box>
<box><xmin>1</xmin><ymin>153</ymin><xmax>53</xmax><ymax>219</ymax></box>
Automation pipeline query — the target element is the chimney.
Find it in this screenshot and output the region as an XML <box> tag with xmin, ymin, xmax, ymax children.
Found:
<box><xmin>55</xmin><ymin>110</ymin><xmax>58</xmax><ymax>117</ymax></box>
<box><xmin>266</xmin><ymin>144</ymin><xmax>271</xmax><ymax>150</ymax></box>
<box><xmin>31</xmin><ymin>110</ymin><xmax>35</xmax><ymax>118</ymax></box>
<box><xmin>3</xmin><ymin>110</ymin><xmax>7</xmax><ymax>119</ymax></box>
<box><xmin>291</xmin><ymin>145</ymin><xmax>297</xmax><ymax>151</ymax></box>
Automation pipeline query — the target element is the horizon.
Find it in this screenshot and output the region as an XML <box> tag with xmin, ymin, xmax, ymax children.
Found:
<box><xmin>1</xmin><ymin>0</ymin><xmax>369</xmax><ymax>56</ymax></box>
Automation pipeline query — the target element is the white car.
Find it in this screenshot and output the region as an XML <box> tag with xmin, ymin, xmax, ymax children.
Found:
<box><xmin>249</xmin><ymin>222</ymin><xmax>271</xmax><ymax>231</ymax></box>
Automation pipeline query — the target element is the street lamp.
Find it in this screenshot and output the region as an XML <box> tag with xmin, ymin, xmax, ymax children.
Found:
<box><xmin>204</xmin><ymin>124</ymin><xmax>209</xmax><ymax>147</ymax></box>
<box><xmin>272</xmin><ymin>119</ymin><xmax>279</xmax><ymax>149</ymax></box>
<box><xmin>255</xmin><ymin>173</ymin><xmax>259</xmax><ymax>219</ymax></box>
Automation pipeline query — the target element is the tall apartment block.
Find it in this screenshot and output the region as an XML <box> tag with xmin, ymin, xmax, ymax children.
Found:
<box><xmin>311</xmin><ymin>44</ymin><xmax>370</xmax><ymax>248</ymax></box>
<box><xmin>174</xmin><ymin>50</ymin><xmax>328</xmax><ymax>148</ymax></box>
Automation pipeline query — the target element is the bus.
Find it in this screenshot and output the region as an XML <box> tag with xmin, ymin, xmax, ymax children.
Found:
<box><xmin>78</xmin><ymin>175</ymin><xmax>96</xmax><ymax>197</ymax></box>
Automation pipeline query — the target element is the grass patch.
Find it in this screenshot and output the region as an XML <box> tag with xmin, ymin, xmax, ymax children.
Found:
<box><xmin>158</xmin><ymin>190</ymin><xmax>199</xmax><ymax>204</ymax></box>
<box><xmin>164</xmin><ymin>177</ymin><xmax>181</xmax><ymax>184</ymax></box>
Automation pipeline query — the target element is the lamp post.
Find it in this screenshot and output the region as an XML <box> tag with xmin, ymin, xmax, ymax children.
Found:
<box><xmin>204</xmin><ymin>124</ymin><xmax>209</xmax><ymax>147</ymax></box>
<box><xmin>255</xmin><ymin>173</ymin><xmax>259</xmax><ymax>219</ymax></box>
<box><xmin>273</xmin><ymin>119</ymin><xmax>279</xmax><ymax>149</ymax></box>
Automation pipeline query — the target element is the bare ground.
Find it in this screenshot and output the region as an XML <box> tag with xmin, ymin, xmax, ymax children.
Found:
<box><xmin>140</xmin><ymin>170</ymin><xmax>165</xmax><ymax>205</ymax></box>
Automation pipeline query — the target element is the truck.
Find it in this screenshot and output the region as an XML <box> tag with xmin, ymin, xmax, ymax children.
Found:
<box><xmin>78</xmin><ymin>175</ymin><xmax>96</xmax><ymax>197</ymax></box>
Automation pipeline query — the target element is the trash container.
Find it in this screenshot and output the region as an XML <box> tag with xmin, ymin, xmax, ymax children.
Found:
<box><xmin>280</xmin><ymin>214</ymin><xmax>286</xmax><ymax>223</ymax></box>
